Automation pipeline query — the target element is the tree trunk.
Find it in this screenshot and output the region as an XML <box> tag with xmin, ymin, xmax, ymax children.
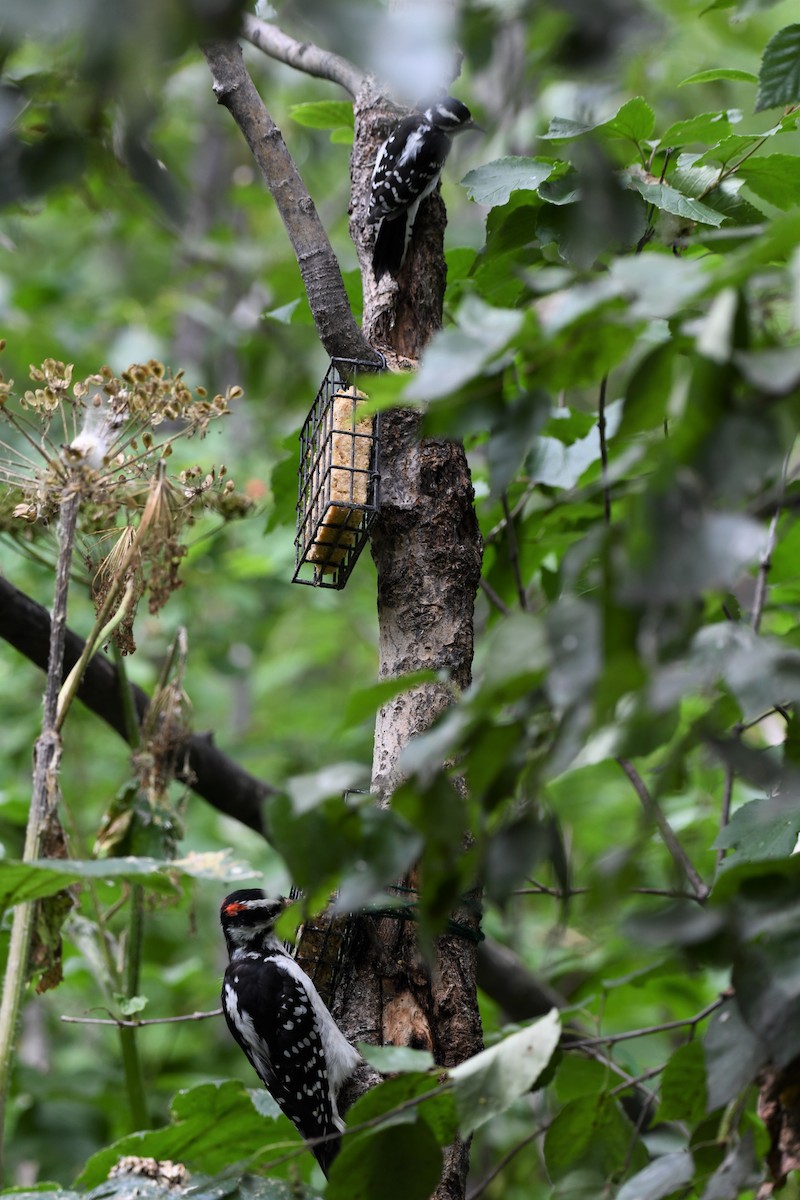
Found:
<box><xmin>298</xmin><ymin>76</ymin><xmax>484</xmax><ymax>1200</ymax></box>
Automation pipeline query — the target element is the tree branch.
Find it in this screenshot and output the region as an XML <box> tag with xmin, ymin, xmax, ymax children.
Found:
<box><xmin>202</xmin><ymin>39</ymin><xmax>380</xmax><ymax>366</ymax></box>
<box><xmin>0</xmin><ymin>576</ymin><xmax>271</xmax><ymax>835</ymax></box>
<box><xmin>616</xmin><ymin>757</ymin><xmax>709</xmax><ymax>902</ymax></box>
<box><xmin>241</xmin><ymin>15</ymin><xmax>365</xmax><ymax>98</ymax></box>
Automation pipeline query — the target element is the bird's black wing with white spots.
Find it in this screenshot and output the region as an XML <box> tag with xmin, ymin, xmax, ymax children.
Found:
<box><xmin>222</xmin><ymin>955</ymin><xmax>337</xmax><ymax>1157</ymax></box>
<box><xmin>368</xmin><ymin>119</ymin><xmax>450</xmax><ymax>223</ymax></box>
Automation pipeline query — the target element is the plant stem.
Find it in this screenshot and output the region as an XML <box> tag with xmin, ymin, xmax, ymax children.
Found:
<box><xmin>0</xmin><ymin>489</ymin><xmax>79</xmax><ymax>1184</ymax></box>
<box><xmin>112</xmin><ymin>645</ymin><xmax>149</xmax><ymax>1130</ymax></box>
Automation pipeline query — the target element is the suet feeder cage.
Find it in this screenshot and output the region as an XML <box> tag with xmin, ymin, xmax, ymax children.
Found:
<box><xmin>292</xmin><ymin>358</ymin><xmax>381</xmax><ymax>589</ymax></box>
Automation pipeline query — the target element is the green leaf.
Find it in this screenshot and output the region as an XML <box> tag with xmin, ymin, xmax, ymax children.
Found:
<box><xmin>737</xmin><ymin>154</ymin><xmax>800</xmax><ymax>210</ymax></box>
<box><xmin>703</xmin><ymin>998</ymin><xmax>768</xmax><ymax>1111</ymax></box>
<box><xmin>714</xmin><ymin>798</ymin><xmax>800</xmax><ymax>862</ymax></box>
<box><xmin>344</xmin><ymin>1072</ymin><xmax>457</xmax><ymax>1146</ymax></box>
<box><xmin>659</xmin><ymin>111</ymin><xmax>733</xmax><ymax>148</ymax></box>
<box><xmin>404</xmin><ymin>298</ymin><xmax>524</xmax><ymax>403</ymax></box>
<box><xmin>0</xmin><ymin>857</ymin><xmax>180</xmax><ymax>912</ymax></box>
<box><xmin>615</xmin><ymin>1152</ymin><xmax>695</xmax><ymax>1200</ymax></box>
<box><xmin>541</xmin><ymin>98</ymin><xmax>655</xmax><ymax>146</ymax></box>
<box><xmin>756</xmin><ymin>24</ymin><xmax>800</xmax><ymax>111</ymax></box>
<box><xmin>358</xmin><ymin>1044</ymin><xmax>436</xmax><ymax>1073</ymax></box>
<box><xmin>344</xmin><ymin>671</ymin><xmax>438</xmax><ymax>725</ymax></box>
<box><xmin>544</xmin><ymin>1095</ymin><xmax>646</xmax><ymax>1181</ymax></box>
<box><xmin>329</xmin><ymin>1123</ymin><xmax>442</xmax><ymax>1200</ymax></box>
<box><xmin>288</xmin><ymin>101</ymin><xmax>354</xmax><ymax>130</ymax></box>
<box><xmin>285</xmin><ymin>762</ymin><xmax>370</xmax><ymax>813</ymax></box>
<box><xmin>625</xmin><ymin>177</ymin><xmax>726</xmax><ymax>226</ymax></box>
<box><xmin>656</xmin><ymin>1041</ymin><xmax>707</xmax><ymax>1124</ymax></box>
<box><xmin>450</xmin><ymin>1009</ymin><xmax>560</xmax><ymax>1134</ymax></box>
<box><xmin>460</xmin><ymin>157</ymin><xmax>554</xmax><ymax>206</ymax></box>
<box><xmin>679</xmin><ymin>68</ymin><xmax>758</xmax><ymax>86</ymax></box>
<box><xmin>76</xmin><ymin>1082</ymin><xmax>295</xmax><ymax>1187</ymax></box>
<box><xmin>735</xmin><ymin>346</ymin><xmax>800</xmax><ymax>393</ymax></box>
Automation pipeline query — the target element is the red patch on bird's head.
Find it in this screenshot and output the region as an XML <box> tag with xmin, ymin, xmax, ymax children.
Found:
<box><xmin>222</xmin><ymin>901</ymin><xmax>247</xmax><ymax>915</ymax></box>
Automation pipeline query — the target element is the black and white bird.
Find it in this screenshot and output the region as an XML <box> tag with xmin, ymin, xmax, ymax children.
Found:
<box><xmin>220</xmin><ymin>890</ymin><xmax>362</xmax><ymax>1176</ymax></box>
<box><xmin>367</xmin><ymin>96</ymin><xmax>476</xmax><ymax>281</ymax></box>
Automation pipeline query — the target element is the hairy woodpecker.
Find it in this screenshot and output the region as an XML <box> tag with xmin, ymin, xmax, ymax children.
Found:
<box><xmin>220</xmin><ymin>890</ymin><xmax>361</xmax><ymax>1176</ymax></box>
<box><xmin>367</xmin><ymin>96</ymin><xmax>476</xmax><ymax>281</ymax></box>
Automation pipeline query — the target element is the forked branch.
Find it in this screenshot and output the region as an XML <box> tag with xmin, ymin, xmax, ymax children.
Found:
<box><xmin>242</xmin><ymin>15</ymin><xmax>365</xmax><ymax>98</ymax></box>
<box><xmin>202</xmin><ymin>39</ymin><xmax>380</xmax><ymax>366</ymax></box>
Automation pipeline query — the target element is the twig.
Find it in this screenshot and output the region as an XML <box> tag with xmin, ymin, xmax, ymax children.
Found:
<box><xmin>61</xmin><ymin>1008</ymin><xmax>223</xmax><ymax>1027</ymax></box>
<box><xmin>478</xmin><ymin>577</ymin><xmax>512</xmax><ymax>616</ymax></box>
<box><xmin>598</xmin><ymin>374</ymin><xmax>611</xmax><ymax>525</ymax></box>
<box><xmin>202</xmin><ymin>39</ymin><xmax>380</xmax><ymax>365</ymax></box>
<box><xmin>752</xmin><ymin>505</ymin><xmax>781</xmax><ymax>635</ymax></box>
<box><xmin>466</xmin><ymin>1122</ymin><xmax>551</xmax><ymax>1200</ymax></box>
<box><xmin>616</xmin><ymin>757</ymin><xmax>709</xmax><ymax>901</ymax></box>
<box><xmin>565</xmin><ymin>996</ymin><xmax>725</xmax><ymax>1050</ymax></box>
<box><xmin>716</xmin><ymin>764</ymin><xmax>735</xmax><ymax>872</ymax></box>
<box><xmin>241</xmin><ymin>14</ymin><xmax>365</xmax><ymax>98</ymax></box>
<box><xmin>515</xmin><ymin>883</ymin><xmax>705</xmax><ymax>901</ymax></box>
<box><xmin>501</xmin><ymin>493</ymin><xmax>528</xmax><ymax>610</ymax></box>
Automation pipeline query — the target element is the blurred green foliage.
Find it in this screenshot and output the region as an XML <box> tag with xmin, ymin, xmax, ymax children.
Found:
<box><xmin>3</xmin><ymin>0</ymin><xmax>800</xmax><ymax>1197</ymax></box>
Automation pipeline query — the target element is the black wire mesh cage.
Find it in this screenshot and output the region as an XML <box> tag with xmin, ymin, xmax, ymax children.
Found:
<box><xmin>292</xmin><ymin>358</ymin><xmax>381</xmax><ymax>589</ymax></box>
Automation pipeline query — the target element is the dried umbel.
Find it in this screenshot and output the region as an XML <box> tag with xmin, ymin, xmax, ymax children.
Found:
<box><xmin>0</xmin><ymin>348</ymin><xmax>249</xmax><ymax>650</ymax></box>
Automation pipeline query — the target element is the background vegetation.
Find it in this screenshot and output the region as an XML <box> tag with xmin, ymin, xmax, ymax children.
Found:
<box><xmin>3</xmin><ymin>0</ymin><xmax>800</xmax><ymax>1197</ymax></box>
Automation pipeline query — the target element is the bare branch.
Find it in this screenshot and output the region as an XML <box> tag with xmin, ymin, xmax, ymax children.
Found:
<box><xmin>565</xmin><ymin>995</ymin><xmax>726</xmax><ymax>1049</ymax></box>
<box><xmin>202</xmin><ymin>39</ymin><xmax>380</xmax><ymax>366</ymax></box>
<box><xmin>0</xmin><ymin>576</ymin><xmax>272</xmax><ymax>835</ymax></box>
<box><xmin>616</xmin><ymin>757</ymin><xmax>709</xmax><ymax>902</ymax></box>
<box><xmin>61</xmin><ymin>1008</ymin><xmax>222</xmax><ymax>1027</ymax></box>
<box><xmin>752</xmin><ymin>505</ymin><xmax>781</xmax><ymax>635</ymax></box>
<box><xmin>241</xmin><ymin>15</ymin><xmax>365</xmax><ymax>98</ymax></box>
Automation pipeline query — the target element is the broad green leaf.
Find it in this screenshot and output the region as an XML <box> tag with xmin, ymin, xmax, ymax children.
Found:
<box><xmin>358</xmin><ymin>1044</ymin><xmax>436</xmax><ymax>1073</ymax></box>
<box><xmin>696</xmin><ymin>132</ymin><xmax>777</xmax><ymax>168</ymax></box>
<box><xmin>733</xmin><ymin>929</ymin><xmax>800</xmax><ymax>1067</ymax></box>
<box><xmin>679</xmin><ymin>68</ymin><xmax>758</xmax><ymax>86</ymax></box>
<box><xmin>76</xmin><ymin>1082</ymin><xmax>295</xmax><ymax>1187</ymax></box>
<box><xmin>625</xmin><ymin>177</ymin><xmax>726</xmax><ymax>226</ymax></box>
<box><xmin>544</xmin><ymin>1095</ymin><xmax>646</xmax><ymax>1181</ymax></box>
<box><xmin>735</xmin><ymin>346</ymin><xmax>800</xmax><ymax>393</ymax></box>
<box><xmin>450</xmin><ymin>1009</ymin><xmax>560</xmax><ymax>1134</ymax></box>
<box><xmin>460</xmin><ymin>157</ymin><xmax>554</xmax><ymax>206</ymax></box>
<box><xmin>541</xmin><ymin>98</ymin><xmax>654</xmax><ymax>145</ymax></box>
<box><xmin>623</xmin><ymin>507</ymin><xmax>765</xmax><ymax>603</ymax></box>
<box><xmin>329</xmin><ymin>1123</ymin><xmax>442</xmax><ymax>1200</ymax></box>
<box><xmin>285</xmin><ymin>762</ymin><xmax>370</xmax><ymax>813</ymax></box>
<box><xmin>615</xmin><ymin>1152</ymin><xmax>695</xmax><ymax>1200</ymax></box>
<box><xmin>756</xmin><ymin>24</ymin><xmax>800</xmax><ymax>111</ymax></box>
<box><xmin>714</xmin><ymin>798</ymin><xmax>800</xmax><ymax>863</ymax></box>
<box><xmin>704</xmin><ymin>1000</ymin><xmax>768</xmax><ymax>1111</ymax></box>
<box><xmin>170</xmin><ymin>849</ymin><xmax>261</xmax><ymax>882</ymax></box>
<box><xmin>659</xmin><ymin>111</ymin><xmax>733</xmax><ymax>148</ymax></box>
<box><xmin>0</xmin><ymin>857</ymin><xmax>180</xmax><ymax>911</ymax></box>
<box><xmin>344</xmin><ymin>671</ymin><xmax>438</xmax><ymax>725</ymax></box>
<box><xmin>737</xmin><ymin>154</ymin><xmax>800</xmax><ymax>210</ymax></box>
<box><xmin>344</xmin><ymin>1071</ymin><xmax>457</xmax><ymax>1146</ymax></box>
<box><xmin>289</xmin><ymin>101</ymin><xmax>354</xmax><ymax>130</ymax></box>
<box><xmin>656</xmin><ymin>1041</ymin><xmax>707</xmax><ymax>1124</ymax></box>
<box><xmin>404</xmin><ymin>298</ymin><xmax>524</xmax><ymax>402</ymax></box>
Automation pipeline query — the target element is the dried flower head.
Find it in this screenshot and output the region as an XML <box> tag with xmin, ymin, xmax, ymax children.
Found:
<box><xmin>0</xmin><ymin>349</ymin><xmax>250</xmax><ymax>651</ymax></box>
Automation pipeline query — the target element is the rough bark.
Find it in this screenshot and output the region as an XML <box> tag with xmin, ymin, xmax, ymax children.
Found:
<box><xmin>297</xmin><ymin>73</ymin><xmax>485</xmax><ymax>1200</ymax></box>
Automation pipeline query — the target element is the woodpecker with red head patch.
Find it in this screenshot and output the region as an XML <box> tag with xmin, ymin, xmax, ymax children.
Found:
<box><xmin>367</xmin><ymin>96</ymin><xmax>476</xmax><ymax>281</ymax></box>
<box><xmin>220</xmin><ymin>890</ymin><xmax>361</xmax><ymax>1176</ymax></box>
